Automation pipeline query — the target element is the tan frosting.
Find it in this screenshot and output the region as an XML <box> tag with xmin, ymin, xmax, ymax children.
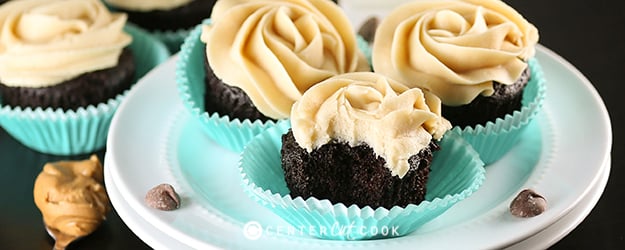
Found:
<box><xmin>201</xmin><ymin>0</ymin><xmax>370</xmax><ymax>119</ymax></box>
<box><xmin>372</xmin><ymin>0</ymin><xmax>539</xmax><ymax>106</ymax></box>
<box><xmin>33</xmin><ymin>155</ymin><xmax>110</xmax><ymax>238</ymax></box>
<box><xmin>0</xmin><ymin>0</ymin><xmax>132</xmax><ymax>88</ymax></box>
<box><xmin>291</xmin><ymin>72</ymin><xmax>451</xmax><ymax>178</ymax></box>
<box><xmin>105</xmin><ymin>0</ymin><xmax>193</xmax><ymax>11</ymax></box>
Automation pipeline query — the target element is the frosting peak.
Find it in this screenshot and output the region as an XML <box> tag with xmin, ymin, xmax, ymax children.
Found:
<box><xmin>372</xmin><ymin>0</ymin><xmax>538</xmax><ymax>106</ymax></box>
<box><xmin>202</xmin><ymin>0</ymin><xmax>369</xmax><ymax>119</ymax></box>
<box><xmin>291</xmin><ymin>72</ymin><xmax>451</xmax><ymax>178</ymax></box>
<box><xmin>0</xmin><ymin>0</ymin><xmax>132</xmax><ymax>88</ymax></box>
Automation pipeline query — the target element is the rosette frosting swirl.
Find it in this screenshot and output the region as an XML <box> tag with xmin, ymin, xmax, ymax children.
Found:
<box><xmin>372</xmin><ymin>0</ymin><xmax>539</xmax><ymax>106</ymax></box>
<box><xmin>0</xmin><ymin>0</ymin><xmax>132</xmax><ymax>87</ymax></box>
<box><xmin>105</xmin><ymin>0</ymin><xmax>193</xmax><ymax>12</ymax></box>
<box><xmin>291</xmin><ymin>72</ymin><xmax>451</xmax><ymax>178</ymax></box>
<box><xmin>202</xmin><ymin>0</ymin><xmax>370</xmax><ymax>119</ymax></box>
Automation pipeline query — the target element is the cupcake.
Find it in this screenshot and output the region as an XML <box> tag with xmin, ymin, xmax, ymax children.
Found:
<box><xmin>104</xmin><ymin>0</ymin><xmax>216</xmax><ymax>52</ymax></box>
<box><xmin>0</xmin><ymin>0</ymin><xmax>170</xmax><ymax>155</ymax></box>
<box><xmin>284</xmin><ymin>72</ymin><xmax>451</xmax><ymax>208</ymax></box>
<box><xmin>240</xmin><ymin>72</ymin><xmax>486</xmax><ymax>240</ymax></box>
<box><xmin>177</xmin><ymin>0</ymin><xmax>370</xmax><ymax>152</ymax></box>
<box><xmin>371</xmin><ymin>0</ymin><xmax>545</xmax><ymax>163</ymax></box>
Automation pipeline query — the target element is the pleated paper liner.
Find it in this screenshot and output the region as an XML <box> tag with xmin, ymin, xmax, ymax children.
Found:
<box><xmin>239</xmin><ymin>122</ymin><xmax>486</xmax><ymax>240</ymax></box>
<box><xmin>175</xmin><ymin>21</ymin><xmax>279</xmax><ymax>153</ymax></box>
<box><xmin>0</xmin><ymin>24</ymin><xmax>171</xmax><ymax>155</ymax></box>
<box><xmin>450</xmin><ymin>58</ymin><xmax>547</xmax><ymax>164</ymax></box>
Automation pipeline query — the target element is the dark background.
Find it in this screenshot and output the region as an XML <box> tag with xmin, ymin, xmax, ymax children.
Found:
<box><xmin>1</xmin><ymin>0</ymin><xmax>623</xmax><ymax>249</ymax></box>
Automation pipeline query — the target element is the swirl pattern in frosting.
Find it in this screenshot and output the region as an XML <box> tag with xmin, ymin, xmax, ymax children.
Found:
<box><xmin>372</xmin><ymin>0</ymin><xmax>539</xmax><ymax>106</ymax></box>
<box><xmin>291</xmin><ymin>72</ymin><xmax>451</xmax><ymax>178</ymax></box>
<box><xmin>0</xmin><ymin>0</ymin><xmax>132</xmax><ymax>88</ymax></box>
<box><xmin>105</xmin><ymin>0</ymin><xmax>193</xmax><ymax>12</ymax></box>
<box><xmin>201</xmin><ymin>0</ymin><xmax>370</xmax><ymax>119</ymax></box>
<box><xmin>33</xmin><ymin>155</ymin><xmax>110</xmax><ymax>238</ymax></box>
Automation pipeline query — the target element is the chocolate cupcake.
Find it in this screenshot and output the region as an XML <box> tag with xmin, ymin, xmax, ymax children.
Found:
<box><xmin>239</xmin><ymin>72</ymin><xmax>485</xmax><ymax>240</ymax></box>
<box><xmin>0</xmin><ymin>0</ymin><xmax>170</xmax><ymax>155</ymax></box>
<box><xmin>0</xmin><ymin>0</ymin><xmax>135</xmax><ymax>111</ymax></box>
<box><xmin>284</xmin><ymin>72</ymin><xmax>451</xmax><ymax>208</ymax></box>
<box><xmin>177</xmin><ymin>0</ymin><xmax>369</xmax><ymax>152</ymax></box>
<box><xmin>281</xmin><ymin>130</ymin><xmax>438</xmax><ymax>209</ymax></box>
<box><xmin>372</xmin><ymin>0</ymin><xmax>545</xmax><ymax>163</ymax></box>
<box><xmin>0</xmin><ymin>49</ymin><xmax>135</xmax><ymax>111</ymax></box>
<box><xmin>105</xmin><ymin>0</ymin><xmax>215</xmax><ymax>52</ymax></box>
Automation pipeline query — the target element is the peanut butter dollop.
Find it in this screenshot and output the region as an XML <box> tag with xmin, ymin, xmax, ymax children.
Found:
<box><xmin>33</xmin><ymin>155</ymin><xmax>110</xmax><ymax>249</ymax></box>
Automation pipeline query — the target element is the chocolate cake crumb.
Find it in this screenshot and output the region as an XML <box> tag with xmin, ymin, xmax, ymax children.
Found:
<box><xmin>0</xmin><ymin>49</ymin><xmax>135</xmax><ymax>111</ymax></box>
<box><xmin>510</xmin><ymin>189</ymin><xmax>547</xmax><ymax>218</ymax></box>
<box><xmin>442</xmin><ymin>66</ymin><xmax>531</xmax><ymax>127</ymax></box>
<box><xmin>281</xmin><ymin>129</ymin><xmax>439</xmax><ymax>209</ymax></box>
<box><xmin>145</xmin><ymin>184</ymin><xmax>181</xmax><ymax>211</ymax></box>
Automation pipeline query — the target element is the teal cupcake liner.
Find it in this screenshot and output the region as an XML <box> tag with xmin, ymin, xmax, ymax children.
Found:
<box><xmin>0</xmin><ymin>24</ymin><xmax>171</xmax><ymax>155</ymax></box>
<box><xmin>149</xmin><ymin>28</ymin><xmax>191</xmax><ymax>53</ymax></box>
<box><xmin>239</xmin><ymin>122</ymin><xmax>486</xmax><ymax>240</ymax></box>
<box><xmin>175</xmin><ymin>22</ymin><xmax>279</xmax><ymax>153</ymax></box>
<box><xmin>356</xmin><ymin>35</ymin><xmax>372</xmax><ymax>67</ymax></box>
<box><xmin>450</xmin><ymin>58</ymin><xmax>547</xmax><ymax>164</ymax></box>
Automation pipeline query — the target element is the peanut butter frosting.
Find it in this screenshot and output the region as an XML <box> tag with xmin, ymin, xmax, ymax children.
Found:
<box><xmin>0</xmin><ymin>0</ymin><xmax>132</xmax><ymax>88</ymax></box>
<box><xmin>372</xmin><ymin>0</ymin><xmax>539</xmax><ymax>106</ymax></box>
<box><xmin>105</xmin><ymin>0</ymin><xmax>193</xmax><ymax>12</ymax></box>
<box><xmin>201</xmin><ymin>0</ymin><xmax>370</xmax><ymax>119</ymax></box>
<box><xmin>33</xmin><ymin>155</ymin><xmax>110</xmax><ymax>239</ymax></box>
<box><xmin>291</xmin><ymin>72</ymin><xmax>451</xmax><ymax>178</ymax></box>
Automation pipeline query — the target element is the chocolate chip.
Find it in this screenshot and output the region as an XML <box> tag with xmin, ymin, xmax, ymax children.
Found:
<box><xmin>357</xmin><ymin>16</ymin><xmax>380</xmax><ymax>44</ymax></box>
<box><xmin>145</xmin><ymin>184</ymin><xmax>181</xmax><ymax>211</ymax></box>
<box><xmin>510</xmin><ymin>189</ymin><xmax>547</xmax><ymax>218</ymax></box>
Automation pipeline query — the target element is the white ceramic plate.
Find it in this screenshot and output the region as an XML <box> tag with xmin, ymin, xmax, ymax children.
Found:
<box><xmin>104</xmin><ymin>154</ymin><xmax>610</xmax><ymax>250</ymax></box>
<box><xmin>105</xmin><ymin>45</ymin><xmax>612</xmax><ymax>249</ymax></box>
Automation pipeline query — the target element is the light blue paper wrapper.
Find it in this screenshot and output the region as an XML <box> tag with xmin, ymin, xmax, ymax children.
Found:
<box><xmin>150</xmin><ymin>28</ymin><xmax>191</xmax><ymax>53</ymax></box>
<box><xmin>0</xmin><ymin>24</ymin><xmax>170</xmax><ymax>155</ymax></box>
<box><xmin>450</xmin><ymin>58</ymin><xmax>547</xmax><ymax>164</ymax></box>
<box><xmin>176</xmin><ymin>21</ymin><xmax>373</xmax><ymax>153</ymax></box>
<box><xmin>176</xmin><ymin>22</ymin><xmax>280</xmax><ymax>153</ymax></box>
<box><xmin>239</xmin><ymin>122</ymin><xmax>486</xmax><ymax>240</ymax></box>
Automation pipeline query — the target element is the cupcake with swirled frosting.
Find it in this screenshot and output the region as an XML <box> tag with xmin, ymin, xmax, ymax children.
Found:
<box><xmin>177</xmin><ymin>0</ymin><xmax>370</xmax><ymax>152</ymax></box>
<box><xmin>371</xmin><ymin>0</ymin><xmax>546</xmax><ymax>163</ymax></box>
<box><xmin>239</xmin><ymin>72</ymin><xmax>486</xmax><ymax>240</ymax></box>
<box><xmin>0</xmin><ymin>0</ymin><xmax>169</xmax><ymax>155</ymax></box>
<box><xmin>104</xmin><ymin>0</ymin><xmax>216</xmax><ymax>52</ymax></box>
<box><xmin>283</xmin><ymin>72</ymin><xmax>451</xmax><ymax>208</ymax></box>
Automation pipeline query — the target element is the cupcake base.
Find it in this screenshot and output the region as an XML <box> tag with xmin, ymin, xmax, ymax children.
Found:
<box><xmin>281</xmin><ymin>129</ymin><xmax>439</xmax><ymax>209</ymax></box>
<box><xmin>0</xmin><ymin>49</ymin><xmax>135</xmax><ymax>111</ymax></box>
<box><xmin>116</xmin><ymin>0</ymin><xmax>216</xmax><ymax>32</ymax></box>
<box><xmin>203</xmin><ymin>58</ymin><xmax>273</xmax><ymax>122</ymax></box>
<box><xmin>443</xmin><ymin>67</ymin><xmax>531</xmax><ymax>127</ymax></box>
<box><xmin>240</xmin><ymin>122</ymin><xmax>486</xmax><ymax>240</ymax></box>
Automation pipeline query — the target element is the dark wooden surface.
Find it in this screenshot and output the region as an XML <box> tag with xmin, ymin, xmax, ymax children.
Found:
<box><xmin>0</xmin><ymin>0</ymin><xmax>623</xmax><ymax>249</ymax></box>
<box><xmin>507</xmin><ymin>0</ymin><xmax>624</xmax><ymax>249</ymax></box>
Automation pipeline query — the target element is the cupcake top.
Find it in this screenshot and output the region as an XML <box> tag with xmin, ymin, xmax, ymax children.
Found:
<box><xmin>291</xmin><ymin>72</ymin><xmax>451</xmax><ymax>178</ymax></box>
<box><xmin>105</xmin><ymin>0</ymin><xmax>193</xmax><ymax>12</ymax></box>
<box><xmin>201</xmin><ymin>0</ymin><xmax>370</xmax><ymax>120</ymax></box>
<box><xmin>372</xmin><ymin>0</ymin><xmax>539</xmax><ymax>106</ymax></box>
<box><xmin>0</xmin><ymin>0</ymin><xmax>132</xmax><ymax>88</ymax></box>
<box><xmin>33</xmin><ymin>155</ymin><xmax>110</xmax><ymax>237</ymax></box>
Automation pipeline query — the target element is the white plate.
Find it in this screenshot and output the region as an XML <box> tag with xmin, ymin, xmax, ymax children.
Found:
<box><xmin>104</xmin><ymin>153</ymin><xmax>610</xmax><ymax>250</ymax></box>
<box><xmin>105</xmin><ymin>45</ymin><xmax>612</xmax><ymax>249</ymax></box>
